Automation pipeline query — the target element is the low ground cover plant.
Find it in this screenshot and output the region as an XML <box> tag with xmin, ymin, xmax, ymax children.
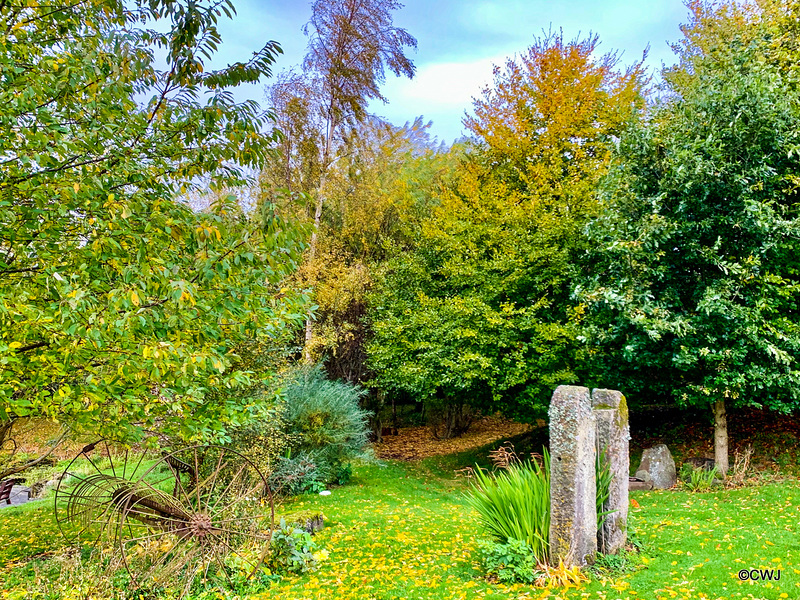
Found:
<box><xmin>679</xmin><ymin>463</ymin><xmax>720</xmax><ymax>491</ymax></box>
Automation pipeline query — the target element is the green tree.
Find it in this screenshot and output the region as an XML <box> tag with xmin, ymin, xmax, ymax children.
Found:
<box><xmin>298</xmin><ymin>118</ymin><xmax>453</xmax><ymax>383</ymax></box>
<box><xmin>579</xmin><ymin>0</ymin><xmax>800</xmax><ymax>474</ymax></box>
<box><xmin>368</xmin><ymin>33</ymin><xmax>645</xmax><ymax>433</ymax></box>
<box><xmin>0</xmin><ymin>0</ymin><xmax>310</xmax><ymax>476</ymax></box>
<box><xmin>260</xmin><ymin>0</ymin><xmax>417</xmax><ymax>360</ymax></box>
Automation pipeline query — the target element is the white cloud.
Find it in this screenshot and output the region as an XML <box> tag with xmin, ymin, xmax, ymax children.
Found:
<box><xmin>372</xmin><ymin>57</ymin><xmax>509</xmax><ymax>142</ymax></box>
<box><xmin>395</xmin><ymin>58</ymin><xmax>500</xmax><ymax>106</ymax></box>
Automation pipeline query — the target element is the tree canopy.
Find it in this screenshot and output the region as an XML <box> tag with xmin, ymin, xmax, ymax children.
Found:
<box><xmin>0</xmin><ymin>0</ymin><xmax>309</xmax><ymax>458</ymax></box>
<box><xmin>368</xmin><ymin>32</ymin><xmax>646</xmax><ymax>430</ymax></box>
<box><xmin>578</xmin><ymin>0</ymin><xmax>800</xmax><ymax>472</ymax></box>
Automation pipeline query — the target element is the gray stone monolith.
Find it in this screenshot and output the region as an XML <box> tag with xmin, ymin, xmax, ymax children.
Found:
<box><xmin>549</xmin><ymin>385</ymin><xmax>597</xmax><ymax>567</ymax></box>
<box><xmin>636</xmin><ymin>444</ymin><xmax>677</xmax><ymax>489</ymax></box>
<box><xmin>592</xmin><ymin>389</ymin><xmax>629</xmax><ymax>555</ymax></box>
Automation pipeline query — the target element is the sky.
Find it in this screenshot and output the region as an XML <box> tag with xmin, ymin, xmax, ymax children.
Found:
<box><xmin>213</xmin><ymin>0</ymin><xmax>690</xmax><ymax>144</ymax></box>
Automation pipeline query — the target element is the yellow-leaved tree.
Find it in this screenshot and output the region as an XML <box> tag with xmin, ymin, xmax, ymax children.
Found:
<box><xmin>368</xmin><ymin>31</ymin><xmax>647</xmax><ymax>434</ymax></box>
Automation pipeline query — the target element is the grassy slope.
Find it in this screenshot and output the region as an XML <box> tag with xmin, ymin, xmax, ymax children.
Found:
<box><xmin>1</xmin><ymin>451</ymin><xmax>799</xmax><ymax>599</ymax></box>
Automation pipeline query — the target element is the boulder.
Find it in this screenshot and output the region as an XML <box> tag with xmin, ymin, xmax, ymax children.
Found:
<box><xmin>635</xmin><ymin>444</ymin><xmax>676</xmax><ymax>489</ymax></box>
<box><xmin>628</xmin><ymin>477</ymin><xmax>654</xmax><ymax>491</ymax></box>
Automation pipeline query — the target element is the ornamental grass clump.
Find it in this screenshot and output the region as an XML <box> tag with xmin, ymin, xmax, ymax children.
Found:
<box><xmin>466</xmin><ymin>451</ymin><xmax>551</xmax><ymax>564</ymax></box>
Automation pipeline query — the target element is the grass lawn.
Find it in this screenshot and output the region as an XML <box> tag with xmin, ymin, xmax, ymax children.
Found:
<box><xmin>1</xmin><ymin>451</ymin><xmax>799</xmax><ymax>599</ymax></box>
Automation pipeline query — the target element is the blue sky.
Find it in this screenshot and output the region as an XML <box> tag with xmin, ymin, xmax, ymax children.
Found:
<box><xmin>214</xmin><ymin>0</ymin><xmax>690</xmax><ymax>143</ymax></box>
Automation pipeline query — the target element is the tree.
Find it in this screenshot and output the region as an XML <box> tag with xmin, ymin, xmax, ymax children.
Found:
<box><xmin>261</xmin><ymin>0</ymin><xmax>417</xmax><ymax>360</ymax></box>
<box><xmin>0</xmin><ymin>0</ymin><xmax>310</xmax><ymax>476</ymax></box>
<box><xmin>296</xmin><ymin>118</ymin><xmax>452</xmax><ymax>382</ymax></box>
<box><xmin>579</xmin><ymin>0</ymin><xmax>800</xmax><ymax>474</ymax></box>
<box><xmin>368</xmin><ymin>33</ymin><xmax>645</xmax><ymax>433</ymax></box>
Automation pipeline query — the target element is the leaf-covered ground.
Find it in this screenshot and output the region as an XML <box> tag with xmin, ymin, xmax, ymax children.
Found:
<box><xmin>374</xmin><ymin>415</ymin><xmax>534</xmax><ymax>461</ymax></box>
<box><xmin>3</xmin><ymin>411</ymin><xmax>800</xmax><ymax>600</ymax></box>
<box><xmin>251</xmin><ymin>462</ymin><xmax>800</xmax><ymax>600</ymax></box>
<box><xmin>2</xmin><ymin>457</ymin><xmax>799</xmax><ymax>600</ymax></box>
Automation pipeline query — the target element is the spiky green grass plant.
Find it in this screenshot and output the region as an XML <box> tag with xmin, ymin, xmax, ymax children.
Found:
<box><xmin>465</xmin><ymin>452</ymin><xmax>551</xmax><ymax>563</ymax></box>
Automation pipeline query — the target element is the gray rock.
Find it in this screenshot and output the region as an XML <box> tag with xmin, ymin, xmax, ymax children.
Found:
<box><xmin>549</xmin><ymin>385</ymin><xmax>597</xmax><ymax>567</ymax></box>
<box><xmin>29</xmin><ymin>477</ymin><xmax>64</xmax><ymax>499</ymax></box>
<box><xmin>628</xmin><ymin>477</ymin><xmax>653</xmax><ymax>491</ymax></box>
<box><xmin>592</xmin><ymin>389</ymin><xmax>629</xmax><ymax>555</ymax></box>
<box><xmin>635</xmin><ymin>444</ymin><xmax>677</xmax><ymax>489</ymax></box>
<box><xmin>0</xmin><ymin>485</ymin><xmax>31</xmax><ymax>508</ymax></box>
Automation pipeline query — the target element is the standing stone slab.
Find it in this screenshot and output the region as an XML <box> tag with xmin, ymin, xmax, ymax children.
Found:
<box><xmin>636</xmin><ymin>444</ymin><xmax>677</xmax><ymax>489</ymax></box>
<box><xmin>549</xmin><ymin>385</ymin><xmax>597</xmax><ymax>567</ymax></box>
<box><xmin>592</xmin><ymin>389</ymin><xmax>629</xmax><ymax>555</ymax></box>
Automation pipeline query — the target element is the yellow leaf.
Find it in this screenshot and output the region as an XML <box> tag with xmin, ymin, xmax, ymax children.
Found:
<box><xmin>73</xmin><ymin>182</ymin><xmax>80</xmax><ymax>193</ymax></box>
<box><xmin>131</xmin><ymin>291</ymin><xmax>140</xmax><ymax>306</ymax></box>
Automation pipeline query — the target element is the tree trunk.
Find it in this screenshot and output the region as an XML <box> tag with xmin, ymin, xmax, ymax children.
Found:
<box><xmin>713</xmin><ymin>399</ymin><xmax>729</xmax><ymax>476</ymax></box>
<box><xmin>302</xmin><ymin>193</ymin><xmax>325</xmax><ymax>364</ymax></box>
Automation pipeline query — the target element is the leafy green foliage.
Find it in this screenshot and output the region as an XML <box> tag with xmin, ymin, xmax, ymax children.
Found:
<box><xmin>589</xmin><ymin>545</ymin><xmax>647</xmax><ymax>577</ymax></box>
<box><xmin>596</xmin><ymin>448</ymin><xmax>613</xmax><ymax>529</ymax></box>
<box><xmin>291</xmin><ymin>118</ymin><xmax>453</xmax><ymax>391</ymax></box>
<box><xmin>281</xmin><ymin>365</ymin><xmax>371</xmax><ymax>483</ymax></box>
<box><xmin>268</xmin><ymin>517</ymin><xmax>325</xmax><ymax>575</ymax></box>
<box><xmin>368</xmin><ymin>32</ymin><xmax>646</xmax><ymax>422</ymax></box>
<box><xmin>0</xmin><ymin>0</ymin><xmax>310</xmax><ymax>450</ymax></box>
<box><xmin>679</xmin><ymin>464</ymin><xmax>720</xmax><ymax>492</ymax></box>
<box><xmin>227</xmin><ymin>403</ymin><xmax>293</xmax><ymax>477</ymax></box>
<box><xmin>477</xmin><ymin>537</ymin><xmax>542</xmax><ymax>584</ymax></box>
<box><xmin>268</xmin><ymin>449</ymin><xmax>326</xmax><ymax>496</ymax></box>
<box><xmin>578</xmin><ymin>0</ymin><xmax>800</xmax><ymax>463</ymax></box>
<box><xmin>465</xmin><ymin>454</ymin><xmax>551</xmax><ymax>564</ymax></box>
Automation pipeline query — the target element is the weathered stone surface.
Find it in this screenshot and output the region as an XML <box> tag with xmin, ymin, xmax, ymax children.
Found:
<box><xmin>0</xmin><ymin>485</ymin><xmax>31</xmax><ymax>508</ymax></box>
<box><xmin>549</xmin><ymin>385</ymin><xmax>597</xmax><ymax>567</ymax></box>
<box><xmin>628</xmin><ymin>477</ymin><xmax>653</xmax><ymax>491</ymax></box>
<box><xmin>592</xmin><ymin>388</ymin><xmax>629</xmax><ymax>555</ymax></box>
<box><xmin>636</xmin><ymin>444</ymin><xmax>677</xmax><ymax>489</ymax></box>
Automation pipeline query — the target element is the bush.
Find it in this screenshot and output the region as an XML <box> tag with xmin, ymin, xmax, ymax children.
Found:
<box><xmin>466</xmin><ymin>452</ymin><xmax>551</xmax><ymax>564</ymax></box>
<box><xmin>268</xmin><ymin>450</ymin><xmax>326</xmax><ymax>496</ymax></box>
<box><xmin>679</xmin><ymin>463</ymin><xmax>720</xmax><ymax>491</ymax></box>
<box><xmin>268</xmin><ymin>518</ymin><xmax>328</xmax><ymax>575</ymax></box>
<box><xmin>281</xmin><ymin>365</ymin><xmax>371</xmax><ymax>483</ymax></box>
<box><xmin>477</xmin><ymin>538</ymin><xmax>542</xmax><ymax>584</ymax></box>
<box><xmin>228</xmin><ymin>405</ymin><xmax>294</xmax><ymax>478</ymax></box>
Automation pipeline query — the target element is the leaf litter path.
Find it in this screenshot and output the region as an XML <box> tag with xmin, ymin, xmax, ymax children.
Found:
<box><xmin>374</xmin><ymin>415</ymin><xmax>533</xmax><ymax>461</ymax></box>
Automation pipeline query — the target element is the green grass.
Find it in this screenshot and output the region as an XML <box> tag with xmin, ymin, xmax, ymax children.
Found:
<box><xmin>1</xmin><ymin>456</ymin><xmax>800</xmax><ymax>599</ymax></box>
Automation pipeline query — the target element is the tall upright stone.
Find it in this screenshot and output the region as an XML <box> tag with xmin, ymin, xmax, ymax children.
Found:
<box><xmin>591</xmin><ymin>388</ymin><xmax>629</xmax><ymax>555</ymax></box>
<box><xmin>549</xmin><ymin>385</ymin><xmax>597</xmax><ymax>567</ymax></box>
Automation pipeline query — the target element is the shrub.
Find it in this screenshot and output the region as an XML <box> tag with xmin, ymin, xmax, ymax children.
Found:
<box><xmin>679</xmin><ymin>463</ymin><xmax>719</xmax><ymax>491</ymax></box>
<box><xmin>477</xmin><ymin>538</ymin><xmax>542</xmax><ymax>584</ymax></box>
<box><xmin>268</xmin><ymin>518</ymin><xmax>328</xmax><ymax>575</ymax></box>
<box><xmin>268</xmin><ymin>450</ymin><xmax>326</xmax><ymax>496</ymax></box>
<box><xmin>281</xmin><ymin>365</ymin><xmax>371</xmax><ymax>482</ymax></box>
<box><xmin>228</xmin><ymin>405</ymin><xmax>294</xmax><ymax>478</ymax></box>
<box><xmin>466</xmin><ymin>452</ymin><xmax>551</xmax><ymax>564</ymax></box>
